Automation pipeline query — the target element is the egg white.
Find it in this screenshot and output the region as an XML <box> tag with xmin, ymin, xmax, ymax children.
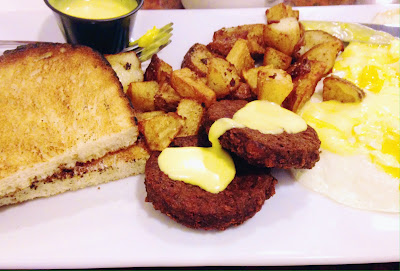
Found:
<box><xmin>293</xmin><ymin>151</ymin><xmax>399</xmax><ymax>213</ymax></box>
<box><xmin>293</xmin><ymin>38</ymin><xmax>399</xmax><ymax>213</ymax></box>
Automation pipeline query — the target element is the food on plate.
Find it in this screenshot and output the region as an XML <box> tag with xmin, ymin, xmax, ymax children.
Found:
<box><xmin>1</xmin><ymin>140</ymin><xmax>150</xmax><ymax>206</ymax></box>
<box><xmin>181</xmin><ymin>43</ymin><xmax>221</xmax><ymax>78</ymax></box>
<box><xmin>176</xmin><ymin>98</ymin><xmax>205</xmax><ymax>137</ymax></box>
<box><xmin>154</xmin><ymin>82</ymin><xmax>182</xmax><ymax>112</ymax></box>
<box><xmin>136</xmin><ymin>4</ymin><xmax>399</xmax><ymax>224</ymax></box>
<box><xmin>322</xmin><ymin>75</ymin><xmax>365</xmax><ymax>103</ymax></box>
<box><xmin>105</xmin><ymin>50</ymin><xmax>143</xmax><ymax>92</ymax></box>
<box><xmin>257</xmin><ymin>68</ymin><xmax>294</xmax><ymax>105</ymax></box>
<box><xmin>145</xmin><ymin>151</ymin><xmax>277</xmax><ymax>231</ymax></box>
<box><xmin>293</xmin><ymin>30</ymin><xmax>343</xmax><ymax>59</ymax></box>
<box><xmin>265</xmin><ymin>3</ymin><xmax>299</xmax><ymax>23</ymax></box>
<box><xmin>282</xmin><ymin>59</ymin><xmax>326</xmax><ymax>112</ymax></box>
<box><xmin>206</xmin><ymin>57</ymin><xmax>241</xmax><ymax>99</ymax></box>
<box><xmin>0</xmin><ymin>43</ymin><xmax>141</xmax><ymax>206</ymax></box>
<box><xmin>138</xmin><ymin>111</ymin><xmax>183</xmax><ymax>151</ymax></box>
<box><xmin>143</xmin><ymin>99</ymin><xmax>317</xmax><ymax>230</ymax></box>
<box><xmin>242</xmin><ymin>65</ymin><xmax>274</xmax><ymax>93</ymax></box>
<box><xmin>207</xmin><ymin>24</ymin><xmax>266</xmax><ymax>57</ymax></box>
<box><xmin>263</xmin><ymin>47</ymin><xmax>292</xmax><ymax>70</ymax></box>
<box><xmin>144</xmin><ymin>54</ymin><xmax>173</xmax><ymax>84</ymax></box>
<box><xmin>294</xmin><ymin>38</ymin><xmax>400</xmax><ymax>212</ymax></box>
<box><xmin>170</xmin><ymin>68</ymin><xmax>216</xmax><ymax>107</ymax></box>
<box><xmin>203</xmin><ymin>100</ymin><xmax>321</xmax><ymax>169</ymax></box>
<box><xmin>297</xmin><ymin>40</ymin><xmax>344</xmax><ymax>75</ymax></box>
<box><xmin>127</xmin><ymin>81</ymin><xmax>159</xmax><ymax>111</ymax></box>
<box><xmin>264</xmin><ymin>17</ymin><xmax>302</xmax><ymax>56</ymax></box>
<box><xmin>226</xmin><ymin>39</ymin><xmax>255</xmax><ymax>75</ymax></box>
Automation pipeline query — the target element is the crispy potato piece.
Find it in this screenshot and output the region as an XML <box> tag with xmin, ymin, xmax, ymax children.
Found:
<box><xmin>181</xmin><ymin>43</ymin><xmax>219</xmax><ymax>77</ymax></box>
<box><xmin>206</xmin><ymin>57</ymin><xmax>241</xmax><ymax>99</ymax></box>
<box><xmin>135</xmin><ymin>111</ymin><xmax>164</xmax><ymax>122</ymax></box>
<box><xmin>263</xmin><ymin>47</ymin><xmax>292</xmax><ymax>70</ymax></box>
<box><xmin>264</xmin><ymin>17</ymin><xmax>301</xmax><ymax>56</ymax></box>
<box><xmin>266</xmin><ymin>3</ymin><xmax>299</xmax><ymax>23</ymax></box>
<box><xmin>226</xmin><ymin>82</ymin><xmax>256</xmax><ymax>101</ymax></box>
<box><xmin>207</xmin><ymin>24</ymin><xmax>265</xmax><ymax>57</ymax></box>
<box><xmin>171</xmin><ymin>68</ymin><xmax>216</xmax><ymax>107</ymax></box>
<box><xmin>105</xmin><ymin>51</ymin><xmax>143</xmax><ymax>92</ymax></box>
<box><xmin>144</xmin><ymin>54</ymin><xmax>173</xmax><ymax>84</ymax></box>
<box><xmin>242</xmin><ymin>65</ymin><xmax>274</xmax><ymax>94</ymax></box>
<box><xmin>282</xmin><ymin>59</ymin><xmax>326</xmax><ymax>112</ymax></box>
<box><xmin>154</xmin><ymin>82</ymin><xmax>182</xmax><ymax>112</ymax></box>
<box><xmin>299</xmin><ymin>40</ymin><xmax>344</xmax><ymax>75</ymax></box>
<box><xmin>294</xmin><ymin>30</ymin><xmax>343</xmax><ymax>58</ymax></box>
<box><xmin>226</xmin><ymin>39</ymin><xmax>255</xmax><ymax>75</ymax></box>
<box><xmin>323</xmin><ymin>75</ymin><xmax>365</xmax><ymax>103</ymax></box>
<box><xmin>176</xmin><ymin>99</ymin><xmax>205</xmax><ymax>137</ymax></box>
<box><xmin>138</xmin><ymin>112</ymin><xmax>183</xmax><ymax>151</ymax></box>
<box><xmin>257</xmin><ymin>69</ymin><xmax>293</xmax><ymax>105</ymax></box>
<box><xmin>127</xmin><ymin>81</ymin><xmax>159</xmax><ymax>112</ymax></box>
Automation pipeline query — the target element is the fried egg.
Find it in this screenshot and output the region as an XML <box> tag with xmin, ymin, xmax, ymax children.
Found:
<box><xmin>293</xmin><ymin>38</ymin><xmax>399</xmax><ymax>212</ymax></box>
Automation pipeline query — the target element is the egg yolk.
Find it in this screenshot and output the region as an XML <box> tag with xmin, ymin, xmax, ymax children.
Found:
<box><xmin>301</xmin><ymin>40</ymin><xmax>400</xmax><ymax>179</ymax></box>
<box><xmin>158</xmin><ymin>101</ymin><xmax>307</xmax><ymax>193</ymax></box>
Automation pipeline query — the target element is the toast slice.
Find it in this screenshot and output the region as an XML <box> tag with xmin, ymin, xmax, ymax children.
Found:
<box><xmin>0</xmin><ymin>140</ymin><xmax>150</xmax><ymax>207</ymax></box>
<box><xmin>0</xmin><ymin>43</ymin><xmax>138</xmax><ymax>198</ymax></box>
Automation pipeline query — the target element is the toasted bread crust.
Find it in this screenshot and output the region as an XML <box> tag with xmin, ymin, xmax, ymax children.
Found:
<box><xmin>0</xmin><ymin>43</ymin><xmax>138</xmax><ymax>197</ymax></box>
<box><xmin>0</xmin><ymin>140</ymin><xmax>150</xmax><ymax>207</ymax></box>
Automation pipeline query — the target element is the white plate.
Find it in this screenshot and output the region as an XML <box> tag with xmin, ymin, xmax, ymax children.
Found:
<box><xmin>0</xmin><ymin>2</ymin><xmax>399</xmax><ymax>269</ymax></box>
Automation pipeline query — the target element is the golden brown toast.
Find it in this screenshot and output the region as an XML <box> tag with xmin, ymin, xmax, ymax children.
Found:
<box><xmin>0</xmin><ymin>43</ymin><xmax>138</xmax><ymax>199</ymax></box>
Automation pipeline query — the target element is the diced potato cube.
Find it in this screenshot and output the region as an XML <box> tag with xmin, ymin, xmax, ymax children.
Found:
<box><xmin>138</xmin><ymin>112</ymin><xmax>183</xmax><ymax>151</ymax></box>
<box><xmin>207</xmin><ymin>24</ymin><xmax>266</xmax><ymax>57</ymax></box>
<box><xmin>127</xmin><ymin>81</ymin><xmax>159</xmax><ymax>112</ymax></box>
<box><xmin>294</xmin><ymin>30</ymin><xmax>343</xmax><ymax>58</ymax></box>
<box><xmin>299</xmin><ymin>40</ymin><xmax>344</xmax><ymax>75</ymax></box>
<box><xmin>176</xmin><ymin>99</ymin><xmax>205</xmax><ymax>137</ymax></box>
<box><xmin>282</xmin><ymin>59</ymin><xmax>326</xmax><ymax>112</ymax></box>
<box><xmin>154</xmin><ymin>82</ymin><xmax>182</xmax><ymax>112</ymax></box>
<box><xmin>135</xmin><ymin>111</ymin><xmax>164</xmax><ymax>122</ymax></box>
<box><xmin>226</xmin><ymin>39</ymin><xmax>255</xmax><ymax>75</ymax></box>
<box><xmin>105</xmin><ymin>51</ymin><xmax>143</xmax><ymax>92</ymax></box>
<box><xmin>206</xmin><ymin>57</ymin><xmax>241</xmax><ymax>99</ymax></box>
<box><xmin>257</xmin><ymin>69</ymin><xmax>293</xmax><ymax>105</ymax></box>
<box><xmin>144</xmin><ymin>54</ymin><xmax>173</xmax><ymax>84</ymax></box>
<box><xmin>242</xmin><ymin>65</ymin><xmax>274</xmax><ymax>94</ymax></box>
<box><xmin>266</xmin><ymin>3</ymin><xmax>299</xmax><ymax>23</ymax></box>
<box><xmin>264</xmin><ymin>17</ymin><xmax>301</xmax><ymax>56</ymax></box>
<box><xmin>171</xmin><ymin>68</ymin><xmax>216</xmax><ymax>107</ymax></box>
<box><xmin>263</xmin><ymin>47</ymin><xmax>292</xmax><ymax>70</ymax></box>
<box><xmin>181</xmin><ymin>43</ymin><xmax>219</xmax><ymax>77</ymax></box>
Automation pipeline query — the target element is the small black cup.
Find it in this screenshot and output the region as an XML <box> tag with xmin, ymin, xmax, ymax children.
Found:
<box><xmin>44</xmin><ymin>0</ymin><xmax>143</xmax><ymax>54</ymax></box>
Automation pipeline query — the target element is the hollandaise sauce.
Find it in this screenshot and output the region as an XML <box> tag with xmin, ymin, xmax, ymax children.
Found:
<box><xmin>300</xmin><ymin>40</ymin><xmax>400</xmax><ymax>179</ymax></box>
<box><xmin>49</xmin><ymin>0</ymin><xmax>138</xmax><ymax>19</ymax></box>
<box><xmin>158</xmin><ymin>101</ymin><xmax>307</xmax><ymax>193</ymax></box>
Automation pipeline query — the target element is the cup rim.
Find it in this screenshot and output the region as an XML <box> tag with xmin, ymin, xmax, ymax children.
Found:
<box><xmin>44</xmin><ymin>0</ymin><xmax>144</xmax><ymax>22</ymax></box>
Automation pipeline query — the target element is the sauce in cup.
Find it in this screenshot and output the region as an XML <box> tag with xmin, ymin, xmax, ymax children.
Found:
<box><xmin>48</xmin><ymin>0</ymin><xmax>138</xmax><ymax>20</ymax></box>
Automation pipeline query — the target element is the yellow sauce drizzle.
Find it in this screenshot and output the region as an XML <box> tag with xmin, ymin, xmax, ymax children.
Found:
<box><xmin>158</xmin><ymin>101</ymin><xmax>307</xmax><ymax>193</ymax></box>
